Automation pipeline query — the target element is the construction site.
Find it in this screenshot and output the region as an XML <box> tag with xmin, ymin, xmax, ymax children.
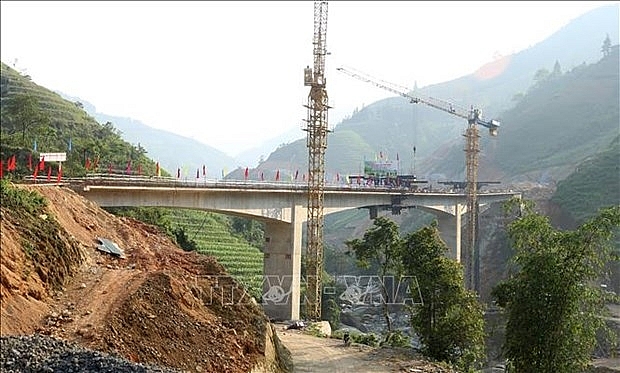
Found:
<box><xmin>2</xmin><ymin>1</ymin><xmax>619</xmax><ymax>373</ymax></box>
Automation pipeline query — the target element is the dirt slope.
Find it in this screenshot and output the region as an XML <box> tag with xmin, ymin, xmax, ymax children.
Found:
<box><xmin>1</xmin><ymin>183</ymin><xmax>285</xmax><ymax>373</ymax></box>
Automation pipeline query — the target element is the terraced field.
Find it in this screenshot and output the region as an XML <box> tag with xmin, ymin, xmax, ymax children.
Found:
<box><xmin>169</xmin><ymin>209</ymin><xmax>264</xmax><ymax>299</ymax></box>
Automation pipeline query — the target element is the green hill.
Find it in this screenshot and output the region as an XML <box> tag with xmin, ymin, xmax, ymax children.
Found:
<box><xmin>552</xmin><ymin>135</ymin><xmax>620</xmax><ymax>224</ymax></box>
<box><xmin>1</xmin><ymin>62</ymin><xmax>264</xmax><ymax>301</ymax></box>
<box><xmin>0</xmin><ymin>62</ymin><xmax>161</xmax><ymax>177</ymax></box>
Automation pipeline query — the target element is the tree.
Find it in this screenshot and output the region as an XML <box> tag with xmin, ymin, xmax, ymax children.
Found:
<box><xmin>533</xmin><ymin>68</ymin><xmax>550</xmax><ymax>85</ymax></box>
<box><xmin>3</xmin><ymin>94</ymin><xmax>49</xmax><ymax>148</ymax></box>
<box><xmin>601</xmin><ymin>33</ymin><xmax>612</xmax><ymax>57</ymax></box>
<box><xmin>402</xmin><ymin>221</ymin><xmax>486</xmax><ymax>371</ymax></box>
<box><xmin>345</xmin><ymin>216</ymin><xmax>403</xmax><ymax>332</ymax></box>
<box><xmin>493</xmin><ymin>200</ymin><xmax>620</xmax><ymax>373</ymax></box>
<box><xmin>552</xmin><ymin>60</ymin><xmax>562</xmax><ymax>77</ymax></box>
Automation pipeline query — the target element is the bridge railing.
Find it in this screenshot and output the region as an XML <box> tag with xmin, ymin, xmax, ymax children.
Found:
<box><xmin>20</xmin><ymin>174</ymin><xmax>518</xmax><ymax>195</ymax></box>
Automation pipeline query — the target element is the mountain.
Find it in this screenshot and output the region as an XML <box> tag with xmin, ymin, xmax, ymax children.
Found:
<box><xmin>54</xmin><ymin>93</ymin><xmax>240</xmax><ymax>178</ymax></box>
<box><xmin>0</xmin><ymin>63</ymin><xmax>159</xmax><ymax>178</ymax></box>
<box><xmin>255</xmin><ymin>4</ymin><xmax>619</xmax><ymax>185</ymax></box>
<box><xmin>424</xmin><ymin>44</ymin><xmax>620</xmax><ymax>184</ymax></box>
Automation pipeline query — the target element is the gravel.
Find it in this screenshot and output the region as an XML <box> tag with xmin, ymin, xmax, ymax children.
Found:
<box><xmin>1</xmin><ymin>334</ymin><xmax>181</xmax><ymax>373</ymax></box>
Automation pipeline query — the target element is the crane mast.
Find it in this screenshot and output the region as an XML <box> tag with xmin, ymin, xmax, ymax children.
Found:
<box><xmin>303</xmin><ymin>1</ymin><xmax>329</xmax><ymax>320</ymax></box>
<box><xmin>336</xmin><ymin>66</ymin><xmax>500</xmax><ymax>292</ymax></box>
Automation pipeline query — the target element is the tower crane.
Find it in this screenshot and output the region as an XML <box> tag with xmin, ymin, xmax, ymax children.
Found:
<box><xmin>336</xmin><ymin>66</ymin><xmax>500</xmax><ymax>292</ymax></box>
<box><xmin>303</xmin><ymin>1</ymin><xmax>330</xmax><ymax>320</ymax></box>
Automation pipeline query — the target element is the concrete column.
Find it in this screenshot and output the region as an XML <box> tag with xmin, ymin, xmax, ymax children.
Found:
<box><xmin>435</xmin><ymin>202</ymin><xmax>464</xmax><ymax>263</ymax></box>
<box><xmin>262</xmin><ymin>204</ymin><xmax>304</xmax><ymax>321</ymax></box>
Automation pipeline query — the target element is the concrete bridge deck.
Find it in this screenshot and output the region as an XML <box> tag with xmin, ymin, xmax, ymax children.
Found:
<box><xmin>65</xmin><ymin>175</ymin><xmax>521</xmax><ymax>320</ymax></box>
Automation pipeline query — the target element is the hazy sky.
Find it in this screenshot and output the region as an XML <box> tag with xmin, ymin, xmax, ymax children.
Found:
<box><xmin>1</xmin><ymin>1</ymin><xmax>615</xmax><ymax>157</ymax></box>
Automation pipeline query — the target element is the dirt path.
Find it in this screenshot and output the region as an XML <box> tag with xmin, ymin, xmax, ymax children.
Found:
<box><xmin>275</xmin><ymin>326</ymin><xmax>455</xmax><ymax>373</ymax></box>
<box><xmin>276</xmin><ymin>329</ymin><xmax>394</xmax><ymax>373</ymax></box>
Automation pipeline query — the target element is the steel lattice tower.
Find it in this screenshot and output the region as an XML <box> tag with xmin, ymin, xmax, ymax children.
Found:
<box><xmin>303</xmin><ymin>1</ymin><xmax>329</xmax><ymax>321</ymax></box>
<box><xmin>464</xmin><ymin>118</ymin><xmax>480</xmax><ymax>292</ymax></box>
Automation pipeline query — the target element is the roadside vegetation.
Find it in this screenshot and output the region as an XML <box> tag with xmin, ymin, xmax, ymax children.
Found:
<box><xmin>493</xmin><ymin>200</ymin><xmax>620</xmax><ymax>373</ymax></box>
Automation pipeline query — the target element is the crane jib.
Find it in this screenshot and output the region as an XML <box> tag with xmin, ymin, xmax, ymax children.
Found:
<box><xmin>336</xmin><ymin>66</ymin><xmax>501</xmax><ymax>131</ymax></box>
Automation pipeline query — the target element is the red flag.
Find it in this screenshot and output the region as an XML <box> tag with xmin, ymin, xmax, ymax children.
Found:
<box><xmin>275</xmin><ymin>170</ymin><xmax>280</xmax><ymax>181</ymax></box>
<box><xmin>47</xmin><ymin>166</ymin><xmax>52</xmax><ymax>181</ymax></box>
<box><xmin>202</xmin><ymin>165</ymin><xmax>206</xmax><ymax>176</ymax></box>
<box><xmin>126</xmin><ymin>160</ymin><xmax>132</xmax><ymax>175</ymax></box>
<box><xmin>8</xmin><ymin>155</ymin><xmax>15</xmax><ymax>171</ymax></box>
<box><xmin>85</xmin><ymin>158</ymin><xmax>91</xmax><ymax>170</ymax></box>
<box><xmin>138</xmin><ymin>164</ymin><xmax>142</xmax><ymax>176</ymax></box>
<box><xmin>57</xmin><ymin>165</ymin><xmax>63</xmax><ymax>183</ymax></box>
<box><xmin>108</xmin><ymin>163</ymin><xmax>113</xmax><ymax>174</ymax></box>
<box><xmin>196</xmin><ymin>169</ymin><xmax>200</xmax><ymax>178</ymax></box>
<box><xmin>93</xmin><ymin>156</ymin><xmax>100</xmax><ymax>170</ymax></box>
<box><xmin>0</xmin><ymin>159</ymin><xmax>3</xmax><ymax>179</ymax></box>
<box><xmin>33</xmin><ymin>162</ymin><xmax>39</xmax><ymax>180</ymax></box>
<box><xmin>39</xmin><ymin>157</ymin><xmax>45</xmax><ymax>171</ymax></box>
<box><xmin>244</xmin><ymin>167</ymin><xmax>249</xmax><ymax>180</ymax></box>
<box><xmin>28</xmin><ymin>153</ymin><xmax>32</xmax><ymax>171</ymax></box>
<box><xmin>177</xmin><ymin>168</ymin><xmax>181</xmax><ymax>178</ymax></box>
<box><xmin>156</xmin><ymin>162</ymin><xmax>160</xmax><ymax>177</ymax></box>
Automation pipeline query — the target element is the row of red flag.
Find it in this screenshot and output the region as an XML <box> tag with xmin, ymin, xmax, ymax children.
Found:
<box><xmin>2</xmin><ymin>154</ymin><xmax>322</xmax><ymax>182</ymax></box>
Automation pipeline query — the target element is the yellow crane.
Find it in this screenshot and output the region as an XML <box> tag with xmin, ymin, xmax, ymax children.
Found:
<box><xmin>303</xmin><ymin>1</ymin><xmax>330</xmax><ymax>320</ymax></box>
<box><xmin>336</xmin><ymin>66</ymin><xmax>500</xmax><ymax>292</ymax></box>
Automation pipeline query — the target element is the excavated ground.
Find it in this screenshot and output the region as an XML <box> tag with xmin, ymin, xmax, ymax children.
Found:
<box><xmin>1</xmin><ymin>183</ymin><xmax>282</xmax><ymax>373</ymax></box>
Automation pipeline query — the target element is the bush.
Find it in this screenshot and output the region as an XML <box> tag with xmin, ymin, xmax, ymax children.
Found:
<box><xmin>381</xmin><ymin>330</ymin><xmax>411</xmax><ymax>348</ymax></box>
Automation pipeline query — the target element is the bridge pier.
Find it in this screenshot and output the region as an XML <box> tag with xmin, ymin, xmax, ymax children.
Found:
<box><xmin>261</xmin><ymin>204</ymin><xmax>304</xmax><ymax>321</ymax></box>
<box><xmin>434</xmin><ymin>202</ymin><xmax>464</xmax><ymax>263</ymax></box>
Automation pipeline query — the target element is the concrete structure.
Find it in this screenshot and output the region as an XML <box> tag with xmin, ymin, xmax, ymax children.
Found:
<box><xmin>71</xmin><ymin>179</ymin><xmax>520</xmax><ymax>320</ymax></box>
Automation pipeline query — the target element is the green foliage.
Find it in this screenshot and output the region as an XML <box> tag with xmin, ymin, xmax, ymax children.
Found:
<box><xmin>105</xmin><ymin>207</ymin><xmax>173</xmax><ymax>236</ymax></box>
<box><xmin>345</xmin><ymin>216</ymin><xmax>403</xmax><ymax>332</ymax></box>
<box><xmin>402</xmin><ymin>222</ymin><xmax>486</xmax><ymax>371</ymax></box>
<box><xmin>173</xmin><ymin>226</ymin><xmax>198</xmax><ymax>252</ymax></box>
<box><xmin>325</xmin><ymin>297</ymin><xmax>341</xmax><ymax>331</ymax></box>
<box><xmin>0</xmin><ymin>179</ymin><xmax>47</xmax><ymax>213</ymax></box>
<box><xmin>230</xmin><ymin>216</ymin><xmax>264</xmax><ymax>249</ymax></box>
<box><xmin>0</xmin><ymin>62</ymin><xmax>160</xmax><ymax>179</ymax></box>
<box><xmin>2</xmin><ymin>93</ymin><xmax>50</xmax><ymax>148</ymax></box>
<box><xmin>381</xmin><ymin>329</ymin><xmax>411</xmax><ymax>348</ymax></box>
<box><xmin>0</xmin><ymin>182</ymin><xmax>83</xmax><ymax>290</ymax></box>
<box><xmin>493</xmin><ymin>200</ymin><xmax>620</xmax><ymax>373</ymax></box>
<box><xmin>169</xmin><ymin>209</ymin><xmax>264</xmax><ymax>300</ymax></box>
<box><xmin>495</xmin><ymin>48</ymin><xmax>619</xmax><ymax>179</ymax></box>
<box><xmin>352</xmin><ymin>332</ymin><xmax>380</xmax><ymax>347</ymax></box>
<box><xmin>552</xmin><ymin>136</ymin><xmax>620</xmax><ymax>224</ymax></box>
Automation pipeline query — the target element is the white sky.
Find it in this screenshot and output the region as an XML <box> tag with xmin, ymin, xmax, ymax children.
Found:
<box><xmin>1</xmin><ymin>1</ymin><xmax>616</xmax><ymax>157</ymax></box>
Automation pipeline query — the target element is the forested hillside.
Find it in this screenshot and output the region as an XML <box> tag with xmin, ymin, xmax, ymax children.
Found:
<box><xmin>0</xmin><ymin>62</ymin><xmax>161</xmax><ymax>178</ymax></box>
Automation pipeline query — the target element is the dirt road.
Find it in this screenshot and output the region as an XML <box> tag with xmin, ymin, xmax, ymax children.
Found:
<box><xmin>275</xmin><ymin>326</ymin><xmax>455</xmax><ymax>373</ymax></box>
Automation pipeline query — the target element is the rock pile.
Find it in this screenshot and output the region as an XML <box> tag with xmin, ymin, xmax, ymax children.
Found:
<box><xmin>1</xmin><ymin>334</ymin><xmax>180</xmax><ymax>373</ymax></box>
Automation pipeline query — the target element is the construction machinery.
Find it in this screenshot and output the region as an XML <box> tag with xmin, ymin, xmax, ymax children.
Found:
<box><xmin>302</xmin><ymin>1</ymin><xmax>330</xmax><ymax>320</ymax></box>
<box><xmin>336</xmin><ymin>66</ymin><xmax>500</xmax><ymax>292</ymax></box>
